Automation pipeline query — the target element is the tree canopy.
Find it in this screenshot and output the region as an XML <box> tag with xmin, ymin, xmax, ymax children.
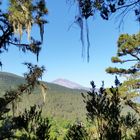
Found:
<box><xmin>75</xmin><ymin>0</ymin><xmax>140</xmax><ymax>21</ymax></box>
<box><xmin>105</xmin><ymin>31</ymin><xmax>140</xmax><ymax>103</ymax></box>
<box><xmin>67</xmin><ymin>0</ymin><xmax>140</xmax><ymax>61</ymax></box>
<box><xmin>106</xmin><ymin>32</ymin><xmax>140</xmax><ymax>75</ymax></box>
<box><xmin>0</xmin><ymin>0</ymin><xmax>48</xmax><ymax>62</ymax></box>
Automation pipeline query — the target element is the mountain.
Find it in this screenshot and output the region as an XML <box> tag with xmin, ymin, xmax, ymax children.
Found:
<box><xmin>0</xmin><ymin>71</ymin><xmax>87</xmax><ymax>121</ymax></box>
<box><xmin>0</xmin><ymin>71</ymin><xmax>135</xmax><ymax>123</ymax></box>
<box><xmin>52</xmin><ymin>78</ymin><xmax>88</xmax><ymax>90</ymax></box>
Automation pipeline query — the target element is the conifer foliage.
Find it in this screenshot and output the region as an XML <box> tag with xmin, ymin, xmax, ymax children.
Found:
<box><xmin>64</xmin><ymin>122</ymin><xmax>89</xmax><ymax>140</ymax></box>
<box><xmin>0</xmin><ymin>1</ymin><xmax>51</xmax><ymax>139</ymax></box>
<box><xmin>81</xmin><ymin>81</ymin><xmax>140</xmax><ymax>140</ymax></box>
<box><xmin>0</xmin><ymin>63</ymin><xmax>50</xmax><ymax>140</ymax></box>
<box><xmin>106</xmin><ymin>32</ymin><xmax>140</xmax><ymax>75</ymax></box>
<box><xmin>106</xmin><ymin>32</ymin><xmax>140</xmax><ymax>110</ymax></box>
<box><xmin>75</xmin><ymin>0</ymin><xmax>140</xmax><ymax>21</ymax></box>
<box><xmin>70</xmin><ymin>0</ymin><xmax>140</xmax><ymax>61</ymax></box>
<box><xmin>0</xmin><ymin>0</ymin><xmax>48</xmax><ymax>63</ymax></box>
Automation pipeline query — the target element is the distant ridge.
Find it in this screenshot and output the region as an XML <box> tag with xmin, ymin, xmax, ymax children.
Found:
<box><xmin>0</xmin><ymin>71</ymin><xmax>90</xmax><ymax>91</ymax></box>
<box><xmin>0</xmin><ymin>72</ymin><xmax>24</xmax><ymax>84</ymax></box>
<box><xmin>0</xmin><ymin>71</ymin><xmax>23</xmax><ymax>78</ymax></box>
<box><xmin>52</xmin><ymin>78</ymin><xmax>89</xmax><ymax>90</ymax></box>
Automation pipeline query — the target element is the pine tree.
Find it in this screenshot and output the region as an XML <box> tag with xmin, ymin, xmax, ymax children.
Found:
<box><xmin>64</xmin><ymin>122</ymin><xmax>89</xmax><ymax>140</ymax></box>
<box><xmin>0</xmin><ymin>1</ymin><xmax>52</xmax><ymax>139</ymax></box>
<box><xmin>0</xmin><ymin>0</ymin><xmax>48</xmax><ymax>62</ymax></box>
<box><xmin>81</xmin><ymin>81</ymin><xmax>139</xmax><ymax>140</ymax></box>
<box><xmin>106</xmin><ymin>32</ymin><xmax>140</xmax><ymax>113</ymax></box>
<box><xmin>0</xmin><ymin>63</ymin><xmax>52</xmax><ymax>140</ymax></box>
<box><xmin>106</xmin><ymin>32</ymin><xmax>140</xmax><ymax>75</ymax></box>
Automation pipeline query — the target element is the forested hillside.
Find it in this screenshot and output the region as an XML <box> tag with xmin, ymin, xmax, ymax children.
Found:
<box><xmin>0</xmin><ymin>72</ymin><xmax>87</xmax><ymax>121</ymax></box>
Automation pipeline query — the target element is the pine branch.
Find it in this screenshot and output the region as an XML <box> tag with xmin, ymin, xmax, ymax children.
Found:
<box><xmin>129</xmin><ymin>52</ymin><xmax>140</xmax><ymax>61</ymax></box>
<box><xmin>116</xmin><ymin>0</ymin><xmax>140</xmax><ymax>11</ymax></box>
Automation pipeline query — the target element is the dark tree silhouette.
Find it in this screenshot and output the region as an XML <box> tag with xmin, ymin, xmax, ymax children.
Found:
<box><xmin>0</xmin><ymin>63</ymin><xmax>52</xmax><ymax>140</ymax></box>
<box><xmin>64</xmin><ymin>122</ymin><xmax>89</xmax><ymax>140</ymax></box>
<box><xmin>81</xmin><ymin>81</ymin><xmax>140</xmax><ymax>140</ymax></box>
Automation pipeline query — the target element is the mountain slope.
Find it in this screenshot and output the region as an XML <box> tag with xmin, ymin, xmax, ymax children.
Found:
<box><xmin>0</xmin><ymin>72</ymin><xmax>25</xmax><ymax>93</ymax></box>
<box><xmin>0</xmin><ymin>72</ymin><xmax>135</xmax><ymax>123</ymax></box>
<box><xmin>52</xmin><ymin>78</ymin><xmax>87</xmax><ymax>89</ymax></box>
<box><xmin>0</xmin><ymin>72</ymin><xmax>87</xmax><ymax>121</ymax></box>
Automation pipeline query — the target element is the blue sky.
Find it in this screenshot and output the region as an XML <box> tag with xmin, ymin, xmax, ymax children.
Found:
<box><xmin>1</xmin><ymin>0</ymin><xmax>139</xmax><ymax>88</ymax></box>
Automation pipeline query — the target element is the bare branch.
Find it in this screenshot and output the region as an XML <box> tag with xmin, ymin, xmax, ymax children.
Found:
<box><xmin>7</xmin><ymin>41</ymin><xmax>29</xmax><ymax>47</ymax></box>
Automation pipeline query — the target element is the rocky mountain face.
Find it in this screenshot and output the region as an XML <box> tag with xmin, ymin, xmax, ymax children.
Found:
<box><xmin>52</xmin><ymin>78</ymin><xmax>89</xmax><ymax>90</ymax></box>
